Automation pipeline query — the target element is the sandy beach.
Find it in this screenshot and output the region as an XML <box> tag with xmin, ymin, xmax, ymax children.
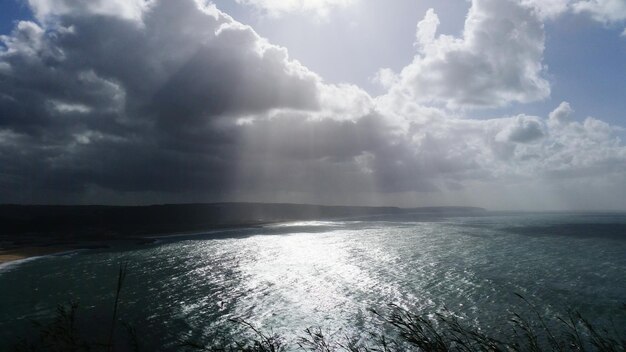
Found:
<box><xmin>0</xmin><ymin>246</ymin><xmax>78</xmax><ymax>265</ymax></box>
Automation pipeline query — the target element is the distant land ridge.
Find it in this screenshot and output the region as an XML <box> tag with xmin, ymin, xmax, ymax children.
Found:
<box><xmin>0</xmin><ymin>203</ymin><xmax>485</xmax><ymax>248</ymax></box>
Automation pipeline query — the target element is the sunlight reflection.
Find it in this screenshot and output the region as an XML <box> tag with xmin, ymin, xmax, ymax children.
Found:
<box><xmin>229</xmin><ymin>230</ymin><xmax>376</xmax><ymax>331</ymax></box>
<box><xmin>268</xmin><ymin>220</ymin><xmax>343</xmax><ymax>227</ymax></box>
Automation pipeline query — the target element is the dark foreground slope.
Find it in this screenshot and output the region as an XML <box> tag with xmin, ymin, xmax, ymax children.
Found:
<box><xmin>0</xmin><ymin>203</ymin><xmax>484</xmax><ymax>247</ymax></box>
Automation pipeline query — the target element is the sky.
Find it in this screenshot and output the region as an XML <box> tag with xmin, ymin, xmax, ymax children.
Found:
<box><xmin>0</xmin><ymin>0</ymin><xmax>626</xmax><ymax>210</ymax></box>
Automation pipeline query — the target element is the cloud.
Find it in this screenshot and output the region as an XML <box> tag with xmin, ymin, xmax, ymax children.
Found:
<box><xmin>572</xmin><ymin>0</ymin><xmax>626</xmax><ymax>23</ymax></box>
<box><xmin>521</xmin><ymin>0</ymin><xmax>571</xmax><ymax>19</ymax></box>
<box><xmin>495</xmin><ymin>115</ymin><xmax>544</xmax><ymax>143</ymax></box>
<box><xmin>414</xmin><ymin>8</ymin><xmax>439</xmax><ymax>49</ymax></box>
<box><xmin>371</xmin><ymin>68</ymin><xmax>398</xmax><ymax>90</ymax></box>
<box><xmin>385</xmin><ymin>0</ymin><xmax>550</xmax><ymax>109</ymax></box>
<box><xmin>520</xmin><ymin>0</ymin><xmax>626</xmax><ymax>23</ymax></box>
<box><xmin>548</xmin><ymin>101</ymin><xmax>573</xmax><ymax>125</ymax></box>
<box><xmin>524</xmin><ymin>0</ymin><xmax>626</xmax><ymax>34</ymax></box>
<box><xmin>234</xmin><ymin>0</ymin><xmax>357</xmax><ymax>18</ymax></box>
<box><xmin>26</xmin><ymin>0</ymin><xmax>154</xmax><ymax>22</ymax></box>
<box><xmin>0</xmin><ymin>0</ymin><xmax>626</xmax><ymax>209</ymax></box>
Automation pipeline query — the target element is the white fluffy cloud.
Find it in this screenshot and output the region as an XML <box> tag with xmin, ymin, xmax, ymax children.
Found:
<box><xmin>26</xmin><ymin>0</ymin><xmax>154</xmax><ymax>21</ymax></box>
<box><xmin>549</xmin><ymin>101</ymin><xmax>574</xmax><ymax>126</ymax></box>
<box><xmin>383</xmin><ymin>0</ymin><xmax>550</xmax><ymax>109</ymax></box>
<box><xmin>572</xmin><ymin>0</ymin><xmax>626</xmax><ymax>23</ymax></box>
<box><xmin>234</xmin><ymin>0</ymin><xmax>356</xmax><ymax>18</ymax></box>
<box><xmin>414</xmin><ymin>8</ymin><xmax>439</xmax><ymax>49</ymax></box>
<box><xmin>521</xmin><ymin>0</ymin><xmax>571</xmax><ymax>19</ymax></box>
<box><xmin>523</xmin><ymin>0</ymin><xmax>626</xmax><ymax>34</ymax></box>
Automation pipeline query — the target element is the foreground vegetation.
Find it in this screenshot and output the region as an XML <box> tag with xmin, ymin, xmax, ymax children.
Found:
<box><xmin>11</xmin><ymin>266</ymin><xmax>626</xmax><ymax>352</ymax></box>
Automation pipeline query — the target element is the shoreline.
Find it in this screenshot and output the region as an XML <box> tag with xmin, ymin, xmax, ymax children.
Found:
<box><xmin>0</xmin><ymin>246</ymin><xmax>81</xmax><ymax>268</ymax></box>
<box><xmin>0</xmin><ymin>221</ymin><xmax>275</xmax><ymax>267</ymax></box>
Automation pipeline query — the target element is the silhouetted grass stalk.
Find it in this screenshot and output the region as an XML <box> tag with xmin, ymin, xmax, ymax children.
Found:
<box><xmin>107</xmin><ymin>263</ymin><xmax>128</xmax><ymax>352</ymax></box>
<box><xmin>182</xmin><ymin>301</ymin><xmax>626</xmax><ymax>352</ymax></box>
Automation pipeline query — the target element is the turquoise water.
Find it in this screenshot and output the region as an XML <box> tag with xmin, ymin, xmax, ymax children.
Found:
<box><xmin>1</xmin><ymin>212</ymin><xmax>625</xmax><ymax>350</ymax></box>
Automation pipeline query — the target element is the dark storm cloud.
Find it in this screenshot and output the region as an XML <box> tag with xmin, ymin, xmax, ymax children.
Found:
<box><xmin>0</xmin><ymin>0</ymin><xmax>326</xmax><ymax>202</ymax></box>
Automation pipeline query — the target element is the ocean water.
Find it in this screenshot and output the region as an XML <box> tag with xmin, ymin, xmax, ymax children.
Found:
<box><xmin>1</xmin><ymin>212</ymin><xmax>626</xmax><ymax>350</ymax></box>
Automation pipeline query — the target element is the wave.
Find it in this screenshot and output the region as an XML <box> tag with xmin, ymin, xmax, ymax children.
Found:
<box><xmin>0</xmin><ymin>250</ymin><xmax>83</xmax><ymax>275</ymax></box>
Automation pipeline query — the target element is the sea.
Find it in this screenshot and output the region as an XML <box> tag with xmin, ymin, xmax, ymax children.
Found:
<box><xmin>1</xmin><ymin>212</ymin><xmax>625</xmax><ymax>350</ymax></box>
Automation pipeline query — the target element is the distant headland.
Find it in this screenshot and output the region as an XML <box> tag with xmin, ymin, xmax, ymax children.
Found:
<box><xmin>0</xmin><ymin>202</ymin><xmax>485</xmax><ymax>264</ymax></box>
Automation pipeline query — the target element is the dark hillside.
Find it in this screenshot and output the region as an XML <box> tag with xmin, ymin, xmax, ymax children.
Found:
<box><xmin>0</xmin><ymin>203</ymin><xmax>485</xmax><ymax>246</ymax></box>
